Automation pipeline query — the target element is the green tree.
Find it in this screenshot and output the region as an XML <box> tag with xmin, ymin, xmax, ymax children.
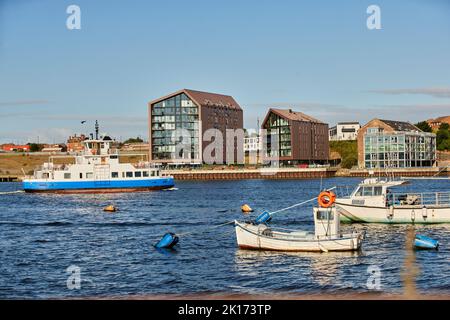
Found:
<box><xmin>27</xmin><ymin>143</ymin><xmax>43</xmax><ymax>152</ymax></box>
<box><xmin>414</xmin><ymin>121</ymin><xmax>432</xmax><ymax>132</ymax></box>
<box><xmin>330</xmin><ymin>141</ymin><xmax>358</xmax><ymax>169</ymax></box>
<box><xmin>123</xmin><ymin>137</ymin><xmax>144</xmax><ymax>144</ymax></box>
<box><xmin>436</xmin><ymin>123</ymin><xmax>450</xmax><ymax>151</ymax></box>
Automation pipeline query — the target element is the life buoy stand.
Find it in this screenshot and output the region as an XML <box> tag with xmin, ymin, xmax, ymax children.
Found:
<box><xmin>318</xmin><ymin>191</ymin><xmax>336</xmax><ymax>208</ymax></box>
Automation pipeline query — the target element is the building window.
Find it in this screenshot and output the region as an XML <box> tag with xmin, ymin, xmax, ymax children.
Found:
<box><xmin>363</xmin><ymin>131</ymin><xmax>435</xmax><ymax>169</ymax></box>
<box><xmin>263</xmin><ymin>112</ymin><xmax>291</xmax><ymax>158</ymax></box>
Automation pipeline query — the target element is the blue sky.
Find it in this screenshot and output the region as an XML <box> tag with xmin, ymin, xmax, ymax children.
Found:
<box><xmin>0</xmin><ymin>0</ymin><xmax>449</xmax><ymax>143</ymax></box>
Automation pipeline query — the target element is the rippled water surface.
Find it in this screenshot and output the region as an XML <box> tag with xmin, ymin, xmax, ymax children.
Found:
<box><xmin>0</xmin><ymin>178</ymin><xmax>449</xmax><ymax>298</ymax></box>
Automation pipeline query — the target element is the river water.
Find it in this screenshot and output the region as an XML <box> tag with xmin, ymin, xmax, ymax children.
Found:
<box><xmin>0</xmin><ymin>178</ymin><xmax>449</xmax><ymax>298</ymax></box>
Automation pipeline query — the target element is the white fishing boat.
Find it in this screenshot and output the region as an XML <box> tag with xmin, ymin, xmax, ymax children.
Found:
<box><xmin>335</xmin><ymin>177</ymin><xmax>450</xmax><ymax>224</ymax></box>
<box><xmin>235</xmin><ymin>204</ymin><xmax>364</xmax><ymax>252</ymax></box>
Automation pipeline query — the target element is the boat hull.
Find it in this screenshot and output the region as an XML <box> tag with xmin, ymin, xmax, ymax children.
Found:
<box><xmin>235</xmin><ymin>221</ymin><xmax>363</xmax><ymax>252</ymax></box>
<box><xmin>22</xmin><ymin>177</ymin><xmax>175</xmax><ymax>193</ymax></box>
<box><xmin>336</xmin><ymin>201</ymin><xmax>450</xmax><ymax>224</ymax></box>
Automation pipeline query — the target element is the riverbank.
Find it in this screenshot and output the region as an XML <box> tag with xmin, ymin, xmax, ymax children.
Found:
<box><xmin>1</xmin><ymin>153</ymin><xmax>448</xmax><ymax>181</ymax></box>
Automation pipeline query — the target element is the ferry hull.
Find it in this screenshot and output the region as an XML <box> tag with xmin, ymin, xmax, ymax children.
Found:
<box><xmin>22</xmin><ymin>177</ymin><xmax>175</xmax><ymax>193</ymax></box>
<box><xmin>336</xmin><ymin>202</ymin><xmax>450</xmax><ymax>224</ymax></box>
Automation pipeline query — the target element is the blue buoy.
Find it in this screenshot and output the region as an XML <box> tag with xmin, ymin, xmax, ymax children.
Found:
<box><xmin>414</xmin><ymin>234</ymin><xmax>439</xmax><ymax>250</ymax></box>
<box><xmin>154</xmin><ymin>233</ymin><xmax>179</xmax><ymax>249</ymax></box>
<box><xmin>255</xmin><ymin>211</ymin><xmax>272</xmax><ymax>224</ymax></box>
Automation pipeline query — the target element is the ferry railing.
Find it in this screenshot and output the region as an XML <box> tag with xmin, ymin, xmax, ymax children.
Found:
<box><xmin>390</xmin><ymin>191</ymin><xmax>450</xmax><ymax>207</ymax></box>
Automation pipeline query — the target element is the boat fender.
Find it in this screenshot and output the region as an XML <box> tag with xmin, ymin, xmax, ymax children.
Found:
<box><xmin>154</xmin><ymin>233</ymin><xmax>179</xmax><ymax>249</ymax></box>
<box><xmin>387</xmin><ymin>206</ymin><xmax>394</xmax><ymax>219</ymax></box>
<box><xmin>422</xmin><ymin>207</ymin><xmax>427</xmax><ymax>219</ymax></box>
<box><xmin>318</xmin><ymin>191</ymin><xmax>336</xmax><ymax>208</ymax></box>
<box><xmin>255</xmin><ymin>211</ymin><xmax>272</xmax><ymax>224</ymax></box>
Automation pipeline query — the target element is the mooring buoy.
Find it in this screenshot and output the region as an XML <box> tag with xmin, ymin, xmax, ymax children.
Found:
<box><xmin>241</xmin><ymin>204</ymin><xmax>254</xmax><ymax>213</ymax></box>
<box><xmin>154</xmin><ymin>232</ymin><xmax>179</xmax><ymax>249</ymax></box>
<box><xmin>414</xmin><ymin>234</ymin><xmax>439</xmax><ymax>250</ymax></box>
<box><xmin>103</xmin><ymin>205</ymin><xmax>117</xmax><ymax>213</ymax></box>
<box><xmin>255</xmin><ymin>211</ymin><xmax>272</xmax><ymax>224</ymax></box>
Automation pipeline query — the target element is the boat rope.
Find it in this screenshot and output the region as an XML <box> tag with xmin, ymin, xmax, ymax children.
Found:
<box><xmin>0</xmin><ymin>190</ymin><xmax>25</xmax><ymax>195</ymax></box>
<box><xmin>433</xmin><ymin>165</ymin><xmax>449</xmax><ymax>177</ymax></box>
<box><xmin>176</xmin><ymin>220</ymin><xmax>236</xmax><ymax>237</ymax></box>
<box><xmin>268</xmin><ymin>186</ymin><xmax>336</xmax><ymax>216</ymax></box>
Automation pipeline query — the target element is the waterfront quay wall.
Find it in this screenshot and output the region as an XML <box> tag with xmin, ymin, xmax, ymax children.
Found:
<box><xmin>337</xmin><ymin>167</ymin><xmax>449</xmax><ymax>178</ymax></box>
<box><xmin>163</xmin><ymin>168</ymin><xmax>336</xmax><ymax>180</ymax></box>
<box><xmin>1</xmin><ymin>168</ymin><xmax>448</xmax><ymax>183</ymax></box>
<box><xmin>0</xmin><ymin>175</ymin><xmax>19</xmax><ymax>182</ymax></box>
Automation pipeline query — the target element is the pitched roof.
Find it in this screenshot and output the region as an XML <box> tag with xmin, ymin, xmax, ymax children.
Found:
<box><xmin>184</xmin><ymin>89</ymin><xmax>241</xmax><ymax>110</ymax></box>
<box><xmin>434</xmin><ymin>115</ymin><xmax>450</xmax><ymax>123</ymax></box>
<box><xmin>269</xmin><ymin>108</ymin><xmax>324</xmax><ymax>123</ymax></box>
<box><xmin>149</xmin><ymin>89</ymin><xmax>242</xmax><ymax>110</ymax></box>
<box><xmin>378</xmin><ymin>119</ymin><xmax>419</xmax><ymax>132</ymax></box>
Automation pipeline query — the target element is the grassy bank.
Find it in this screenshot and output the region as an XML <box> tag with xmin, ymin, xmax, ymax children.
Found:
<box><xmin>0</xmin><ymin>153</ymin><xmax>149</xmax><ymax>176</ymax></box>
<box><xmin>329</xmin><ymin>140</ymin><xmax>357</xmax><ymax>169</ymax></box>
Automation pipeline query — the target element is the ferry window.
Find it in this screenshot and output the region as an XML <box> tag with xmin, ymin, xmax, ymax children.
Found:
<box><xmin>64</xmin><ymin>173</ymin><xmax>71</xmax><ymax>179</ymax></box>
<box><xmin>374</xmin><ymin>187</ymin><xmax>382</xmax><ymax>196</ymax></box>
<box><xmin>86</xmin><ymin>172</ymin><xmax>93</xmax><ymax>179</ymax></box>
<box><xmin>126</xmin><ymin>172</ymin><xmax>133</xmax><ymax>178</ymax></box>
<box><xmin>100</xmin><ymin>143</ymin><xmax>105</xmax><ymax>149</ymax></box>
<box><xmin>363</xmin><ymin>187</ymin><xmax>373</xmax><ymax>196</ymax></box>
<box><xmin>355</xmin><ymin>187</ymin><xmax>363</xmax><ymax>196</ymax></box>
<box><xmin>43</xmin><ymin>173</ymin><xmax>49</xmax><ymax>179</ymax></box>
<box><xmin>135</xmin><ymin>171</ymin><xmax>142</xmax><ymax>178</ymax></box>
<box><xmin>143</xmin><ymin>171</ymin><xmax>149</xmax><ymax>177</ymax></box>
<box><xmin>111</xmin><ymin>172</ymin><xmax>119</xmax><ymax>178</ymax></box>
<box><xmin>151</xmin><ymin>171</ymin><xmax>156</xmax><ymax>177</ymax></box>
<box><xmin>79</xmin><ymin>173</ymin><xmax>83</xmax><ymax>179</ymax></box>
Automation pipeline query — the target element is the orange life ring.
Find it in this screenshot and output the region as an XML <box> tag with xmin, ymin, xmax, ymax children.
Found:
<box><xmin>318</xmin><ymin>191</ymin><xmax>336</xmax><ymax>208</ymax></box>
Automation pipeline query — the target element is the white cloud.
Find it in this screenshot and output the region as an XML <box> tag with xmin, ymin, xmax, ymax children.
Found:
<box><xmin>369</xmin><ymin>87</ymin><xmax>450</xmax><ymax>98</ymax></box>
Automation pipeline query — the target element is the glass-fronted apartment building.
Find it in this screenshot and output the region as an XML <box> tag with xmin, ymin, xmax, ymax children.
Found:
<box><xmin>148</xmin><ymin>89</ymin><xmax>243</xmax><ymax>164</ymax></box>
<box><xmin>151</xmin><ymin>93</ymin><xmax>200</xmax><ymax>161</ymax></box>
<box><xmin>358</xmin><ymin>119</ymin><xmax>436</xmax><ymax>168</ymax></box>
<box><xmin>262</xmin><ymin>108</ymin><xmax>329</xmax><ymax>165</ymax></box>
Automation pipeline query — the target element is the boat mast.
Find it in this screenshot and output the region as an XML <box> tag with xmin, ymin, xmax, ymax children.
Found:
<box><xmin>95</xmin><ymin>120</ymin><xmax>99</xmax><ymax>140</ymax></box>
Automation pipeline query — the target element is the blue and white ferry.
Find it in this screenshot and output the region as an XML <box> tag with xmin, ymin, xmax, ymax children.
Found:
<box><xmin>23</xmin><ymin>123</ymin><xmax>174</xmax><ymax>193</ymax></box>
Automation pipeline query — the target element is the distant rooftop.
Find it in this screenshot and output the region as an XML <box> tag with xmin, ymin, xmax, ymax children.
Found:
<box><xmin>337</xmin><ymin>121</ymin><xmax>360</xmax><ymax>125</ymax></box>
<box><xmin>378</xmin><ymin>119</ymin><xmax>419</xmax><ymax>132</ymax></box>
<box><xmin>149</xmin><ymin>89</ymin><xmax>242</xmax><ymax>110</ymax></box>
<box><xmin>269</xmin><ymin>108</ymin><xmax>324</xmax><ymax>123</ymax></box>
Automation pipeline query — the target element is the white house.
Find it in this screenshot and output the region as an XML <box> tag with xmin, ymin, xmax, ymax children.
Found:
<box><xmin>329</xmin><ymin>122</ymin><xmax>360</xmax><ymax>141</ymax></box>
